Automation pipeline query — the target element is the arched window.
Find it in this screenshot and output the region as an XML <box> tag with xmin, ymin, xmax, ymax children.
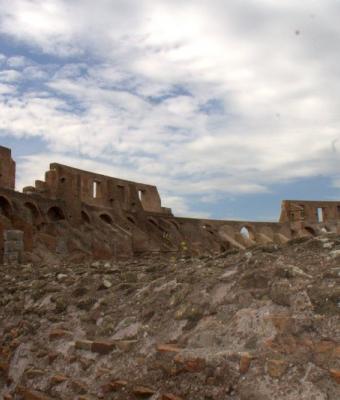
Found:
<box><xmin>100</xmin><ymin>213</ymin><xmax>113</xmax><ymax>225</ymax></box>
<box><xmin>47</xmin><ymin>206</ymin><xmax>65</xmax><ymax>222</ymax></box>
<box><xmin>24</xmin><ymin>202</ymin><xmax>40</xmax><ymax>224</ymax></box>
<box><xmin>0</xmin><ymin>196</ymin><xmax>12</xmax><ymax>218</ymax></box>
<box><xmin>304</xmin><ymin>226</ymin><xmax>316</xmax><ymax>236</ymax></box>
<box><xmin>240</xmin><ymin>226</ymin><xmax>254</xmax><ymax>240</ymax></box>
<box><xmin>81</xmin><ymin>211</ymin><xmax>90</xmax><ymax>224</ymax></box>
<box><xmin>127</xmin><ymin>216</ymin><xmax>136</xmax><ymax>225</ymax></box>
<box><xmin>169</xmin><ymin>220</ymin><xmax>180</xmax><ymax>231</ymax></box>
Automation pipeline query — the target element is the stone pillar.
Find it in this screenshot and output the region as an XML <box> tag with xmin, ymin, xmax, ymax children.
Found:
<box><xmin>0</xmin><ymin>146</ymin><xmax>16</xmax><ymax>189</ymax></box>
<box><xmin>3</xmin><ymin>230</ymin><xmax>24</xmax><ymax>264</ymax></box>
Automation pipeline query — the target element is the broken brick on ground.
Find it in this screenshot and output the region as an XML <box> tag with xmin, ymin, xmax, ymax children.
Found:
<box><xmin>0</xmin><ymin>235</ymin><xmax>339</xmax><ymax>399</ymax></box>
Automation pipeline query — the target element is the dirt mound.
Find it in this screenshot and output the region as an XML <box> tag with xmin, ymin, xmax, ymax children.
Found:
<box><xmin>0</xmin><ymin>234</ymin><xmax>339</xmax><ymax>399</ymax></box>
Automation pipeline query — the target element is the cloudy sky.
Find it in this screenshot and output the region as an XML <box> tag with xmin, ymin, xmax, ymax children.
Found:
<box><xmin>1</xmin><ymin>0</ymin><xmax>340</xmax><ymax>220</ymax></box>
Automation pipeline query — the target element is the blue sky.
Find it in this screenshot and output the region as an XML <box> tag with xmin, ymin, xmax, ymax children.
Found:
<box><xmin>1</xmin><ymin>0</ymin><xmax>340</xmax><ymax>221</ymax></box>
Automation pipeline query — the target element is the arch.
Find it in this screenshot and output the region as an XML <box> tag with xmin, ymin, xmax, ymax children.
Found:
<box><xmin>160</xmin><ymin>218</ymin><xmax>181</xmax><ymax>232</ymax></box>
<box><xmin>127</xmin><ymin>216</ymin><xmax>136</xmax><ymax>225</ymax></box>
<box><xmin>203</xmin><ymin>224</ymin><xmax>215</xmax><ymax>236</ymax></box>
<box><xmin>24</xmin><ymin>202</ymin><xmax>40</xmax><ymax>224</ymax></box>
<box><xmin>304</xmin><ymin>226</ymin><xmax>316</xmax><ymax>236</ymax></box>
<box><xmin>148</xmin><ymin>217</ymin><xmax>166</xmax><ymax>233</ymax></box>
<box><xmin>219</xmin><ymin>224</ymin><xmax>236</xmax><ymax>239</ymax></box>
<box><xmin>81</xmin><ymin>210</ymin><xmax>90</xmax><ymax>224</ymax></box>
<box><xmin>290</xmin><ymin>229</ymin><xmax>298</xmax><ymax>238</ymax></box>
<box><xmin>148</xmin><ymin>217</ymin><xmax>159</xmax><ymax>229</ymax></box>
<box><xmin>47</xmin><ymin>206</ymin><xmax>65</xmax><ymax>222</ymax></box>
<box><xmin>240</xmin><ymin>225</ymin><xmax>255</xmax><ymax>240</ymax></box>
<box><xmin>0</xmin><ymin>196</ymin><xmax>13</xmax><ymax>218</ymax></box>
<box><xmin>258</xmin><ymin>226</ymin><xmax>274</xmax><ymax>239</ymax></box>
<box><xmin>169</xmin><ymin>220</ymin><xmax>180</xmax><ymax>231</ymax></box>
<box><xmin>100</xmin><ymin>213</ymin><xmax>113</xmax><ymax>225</ymax></box>
<box><xmin>320</xmin><ymin>225</ymin><xmax>331</xmax><ymax>233</ymax></box>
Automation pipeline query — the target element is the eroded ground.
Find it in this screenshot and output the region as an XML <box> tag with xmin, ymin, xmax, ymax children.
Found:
<box><xmin>0</xmin><ymin>234</ymin><xmax>339</xmax><ymax>399</ymax></box>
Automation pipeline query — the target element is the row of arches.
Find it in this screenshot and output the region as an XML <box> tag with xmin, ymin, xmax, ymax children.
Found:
<box><xmin>0</xmin><ymin>194</ymin><xmax>120</xmax><ymax>228</ymax></box>
<box><xmin>0</xmin><ymin>195</ymin><xmax>66</xmax><ymax>225</ymax></box>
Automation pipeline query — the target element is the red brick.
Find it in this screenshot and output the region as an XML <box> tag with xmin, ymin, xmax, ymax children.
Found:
<box><xmin>329</xmin><ymin>369</ymin><xmax>340</xmax><ymax>384</ymax></box>
<box><xmin>239</xmin><ymin>352</ymin><xmax>252</xmax><ymax>374</ymax></box>
<box><xmin>49</xmin><ymin>329</ymin><xmax>72</xmax><ymax>341</ymax></box>
<box><xmin>102</xmin><ymin>379</ymin><xmax>128</xmax><ymax>393</ymax></box>
<box><xmin>50</xmin><ymin>374</ymin><xmax>68</xmax><ymax>385</ymax></box>
<box><xmin>162</xmin><ymin>394</ymin><xmax>184</xmax><ymax>400</ymax></box>
<box><xmin>91</xmin><ymin>341</ymin><xmax>115</xmax><ymax>354</ymax></box>
<box><xmin>16</xmin><ymin>387</ymin><xmax>53</xmax><ymax>400</ymax></box>
<box><xmin>156</xmin><ymin>344</ymin><xmax>181</xmax><ymax>353</ymax></box>
<box><xmin>132</xmin><ymin>385</ymin><xmax>156</xmax><ymax>396</ymax></box>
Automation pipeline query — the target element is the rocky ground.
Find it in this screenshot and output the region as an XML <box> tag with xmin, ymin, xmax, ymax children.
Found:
<box><xmin>0</xmin><ymin>234</ymin><xmax>339</xmax><ymax>400</ymax></box>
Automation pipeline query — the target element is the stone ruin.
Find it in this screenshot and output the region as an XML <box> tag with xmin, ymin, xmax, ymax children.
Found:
<box><xmin>0</xmin><ymin>144</ymin><xmax>339</xmax><ymax>263</ymax></box>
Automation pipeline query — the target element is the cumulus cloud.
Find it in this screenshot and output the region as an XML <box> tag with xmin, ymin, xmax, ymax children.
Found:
<box><xmin>1</xmin><ymin>0</ymin><xmax>340</xmax><ymax>215</ymax></box>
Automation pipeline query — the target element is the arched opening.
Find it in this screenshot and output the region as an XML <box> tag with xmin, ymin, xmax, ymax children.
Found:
<box><xmin>127</xmin><ymin>216</ymin><xmax>136</xmax><ymax>225</ymax></box>
<box><xmin>24</xmin><ymin>202</ymin><xmax>40</xmax><ymax>224</ymax></box>
<box><xmin>240</xmin><ymin>226</ymin><xmax>254</xmax><ymax>240</ymax></box>
<box><xmin>81</xmin><ymin>211</ymin><xmax>90</xmax><ymax>224</ymax></box>
<box><xmin>100</xmin><ymin>213</ymin><xmax>113</xmax><ymax>225</ymax></box>
<box><xmin>290</xmin><ymin>229</ymin><xmax>298</xmax><ymax>238</ymax></box>
<box><xmin>304</xmin><ymin>226</ymin><xmax>316</xmax><ymax>236</ymax></box>
<box><xmin>203</xmin><ymin>223</ymin><xmax>213</xmax><ymax>233</ymax></box>
<box><xmin>47</xmin><ymin>206</ymin><xmax>65</xmax><ymax>222</ymax></box>
<box><xmin>169</xmin><ymin>220</ymin><xmax>180</xmax><ymax>231</ymax></box>
<box><xmin>148</xmin><ymin>218</ymin><xmax>159</xmax><ymax>229</ymax></box>
<box><xmin>0</xmin><ymin>196</ymin><xmax>12</xmax><ymax>219</ymax></box>
<box><xmin>148</xmin><ymin>218</ymin><xmax>166</xmax><ymax>233</ymax></box>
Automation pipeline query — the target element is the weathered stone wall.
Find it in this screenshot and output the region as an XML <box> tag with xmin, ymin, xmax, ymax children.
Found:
<box><xmin>280</xmin><ymin>200</ymin><xmax>340</xmax><ymax>235</ymax></box>
<box><xmin>3</xmin><ymin>230</ymin><xmax>23</xmax><ymax>264</ymax></box>
<box><xmin>0</xmin><ymin>146</ymin><xmax>15</xmax><ymax>190</ymax></box>
<box><xmin>1</xmin><ymin>144</ymin><xmax>340</xmax><ymax>263</ymax></box>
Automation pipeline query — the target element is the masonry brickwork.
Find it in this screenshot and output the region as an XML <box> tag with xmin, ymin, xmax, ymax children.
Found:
<box><xmin>0</xmin><ymin>145</ymin><xmax>339</xmax><ymax>263</ymax></box>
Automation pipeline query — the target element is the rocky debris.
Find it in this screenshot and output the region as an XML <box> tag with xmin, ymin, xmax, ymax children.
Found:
<box><xmin>0</xmin><ymin>234</ymin><xmax>339</xmax><ymax>399</ymax></box>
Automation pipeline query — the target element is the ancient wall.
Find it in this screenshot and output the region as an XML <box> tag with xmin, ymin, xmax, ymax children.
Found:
<box><xmin>1</xmin><ymin>144</ymin><xmax>340</xmax><ymax>263</ymax></box>
<box><xmin>0</xmin><ymin>146</ymin><xmax>15</xmax><ymax>190</ymax></box>
<box><xmin>23</xmin><ymin>163</ymin><xmax>169</xmax><ymax>223</ymax></box>
<box><xmin>279</xmin><ymin>200</ymin><xmax>340</xmax><ymax>235</ymax></box>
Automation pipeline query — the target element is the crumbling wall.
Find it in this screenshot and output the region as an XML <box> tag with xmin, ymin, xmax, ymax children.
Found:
<box><xmin>280</xmin><ymin>200</ymin><xmax>340</xmax><ymax>235</ymax></box>
<box><xmin>1</xmin><ymin>144</ymin><xmax>340</xmax><ymax>263</ymax></box>
<box><xmin>24</xmin><ymin>163</ymin><xmax>167</xmax><ymax>218</ymax></box>
<box><xmin>0</xmin><ymin>146</ymin><xmax>15</xmax><ymax>190</ymax></box>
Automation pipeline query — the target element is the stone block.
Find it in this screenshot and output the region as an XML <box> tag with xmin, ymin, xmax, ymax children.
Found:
<box><xmin>4</xmin><ymin>241</ymin><xmax>23</xmax><ymax>252</ymax></box>
<box><xmin>3</xmin><ymin>251</ymin><xmax>22</xmax><ymax>264</ymax></box>
<box><xmin>4</xmin><ymin>230</ymin><xmax>23</xmax><ymax>241</ymax></box>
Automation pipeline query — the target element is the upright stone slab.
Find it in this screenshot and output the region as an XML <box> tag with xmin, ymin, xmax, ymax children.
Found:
<box><xmin>3</xmin><ymin>230</ymin><xmax>24</xmax><ymax>264</ymax></box>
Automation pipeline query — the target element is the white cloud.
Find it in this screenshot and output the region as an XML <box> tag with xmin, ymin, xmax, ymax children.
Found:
<box><xmin>0</xmin><ymin>83</ymin><xmax>15</xmax><ymax>95</ymax></box>
<box><xmin>1</xmin><ymin>1</ymin><xmax>340</xmax><ymax>215</ymax></box>
<box><xmin>0</xmin><ymin>69</ymin><xmax>22</xmax><ymax>82</ymax></box>
<box><xmin>7</xmin><ymin>56</ymin><xmax>30</xmax><ymax>68</ymax></box>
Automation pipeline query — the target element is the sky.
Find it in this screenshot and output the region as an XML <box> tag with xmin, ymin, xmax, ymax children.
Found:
<box><xmin>1</xmin><ymin>0</ymin><xmax>340</xmax><ymax>221</ymax></box>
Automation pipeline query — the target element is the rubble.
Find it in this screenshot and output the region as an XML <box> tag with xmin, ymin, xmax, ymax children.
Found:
<box><xmin>0</xmin><ymin>235</ymin><xmax>339</xmax><ymax>399</ymax></box>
